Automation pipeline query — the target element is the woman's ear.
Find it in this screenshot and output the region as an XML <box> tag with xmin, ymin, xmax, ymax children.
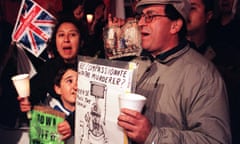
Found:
<box><xmin>170</xmin><ymin>18</ymin><xmax>183</xmax><ymax>34</ymax></box>
<box><xmin>54</xmin><ymin>85</ymin><xmax>61</xmax><ymax>95</ymax></box>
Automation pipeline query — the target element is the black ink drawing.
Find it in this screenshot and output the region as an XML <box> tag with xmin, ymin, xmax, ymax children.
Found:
<box><xmin>83</xmin><ymin>81</ymin><xmax>108</xmax><ymax>143</ymax></box>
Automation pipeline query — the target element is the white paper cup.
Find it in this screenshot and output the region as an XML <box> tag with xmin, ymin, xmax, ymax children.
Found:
<box><xmin>119</xmin><ymin>93</ymin><xmax>146</xmax><ymax>112</ymax></box>
<box><xmin>11</xmin><ymin>74</ymin><xmax>30</xmax><ymax>98</ymax></box>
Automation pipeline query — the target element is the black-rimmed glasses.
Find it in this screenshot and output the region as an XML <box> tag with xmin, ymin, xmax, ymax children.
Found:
<box><xmin>135</xmin><ymin>13</ymin><xmax>168</xmax><ymax>23</ymax></box>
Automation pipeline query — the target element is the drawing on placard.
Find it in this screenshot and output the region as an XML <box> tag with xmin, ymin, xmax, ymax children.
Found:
<box><xmin>83</xmin><ymin>81</ymin><xmax>108</xmax><ymax>143</ymax></box>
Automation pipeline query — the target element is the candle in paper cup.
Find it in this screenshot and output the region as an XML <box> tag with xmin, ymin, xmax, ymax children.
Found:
<box><xmin>86</xmin><ymin>14</ymin><xmax>93</xmax><ymax>23</ymax></box>
<box><xmin>119</xmin><ymin>93</ymin><xmax>146</xmax><ymax>112</ymax></box>
<box><xmin>11</xmin><ymin>74</ymin><xmax>30</xmax><ymax>97</ymax></box>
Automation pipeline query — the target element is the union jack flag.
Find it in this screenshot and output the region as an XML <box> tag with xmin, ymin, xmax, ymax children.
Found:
<box><xmin>12</xmin><ymin>0</ymin><xmax>56</xmax><ymax>57</ymax></box>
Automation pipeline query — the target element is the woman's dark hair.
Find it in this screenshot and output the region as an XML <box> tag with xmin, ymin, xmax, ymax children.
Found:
<box><xmin>165</xmin><ymin>4</ymin><xmax>187</xmax><ymax>41</ymax></box>
<box><xmin>54</xmin><ymin>63</ymin><xmax>77</xmax><ymax>86</ymax></box>
<box><xmin>47</xmin><ymin>16</ymin><xmax>84</xmax><ymax>58</ymax></box>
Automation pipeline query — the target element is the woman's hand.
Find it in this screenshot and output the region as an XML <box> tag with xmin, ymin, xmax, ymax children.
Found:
<box><xmin>108</xmin><ymin>13</ymin><xmax>126</xmax><ymax>27</ymax></box>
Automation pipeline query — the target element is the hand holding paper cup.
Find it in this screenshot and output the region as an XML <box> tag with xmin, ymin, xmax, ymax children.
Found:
<box><xmin>119</xmin><ymin>93</ymin><xmax>146</xmax><ymax>112</ymax></box>
<box><xmin>11</xmin><ymin>74</ymin><xmax>30</xmax><ymax>98</ymax></box>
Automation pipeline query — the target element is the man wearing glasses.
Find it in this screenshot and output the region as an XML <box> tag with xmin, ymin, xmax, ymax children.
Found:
<box><xmin>117</xmin><ymin>0</ymin><xmax>231</xmax><ymax>143</ymax></box>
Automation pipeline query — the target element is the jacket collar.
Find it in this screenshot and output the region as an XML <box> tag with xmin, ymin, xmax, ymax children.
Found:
<box><xmin>141</xmin><ymin>39</ymin><xmax>189</xmax><ymax>64</ymax></box>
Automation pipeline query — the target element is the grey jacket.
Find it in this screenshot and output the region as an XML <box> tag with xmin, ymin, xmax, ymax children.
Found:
<box><xmin>133</xmin><ymin>44</ymin><xmax>231</xmax><ymax>144</ymax></box>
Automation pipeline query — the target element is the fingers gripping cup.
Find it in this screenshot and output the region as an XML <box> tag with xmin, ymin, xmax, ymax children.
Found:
<box><xmin>11</xmin><ymin>74</ymin><xmax>30</xmax><ymax>98</ymax></box>
<box><xmin>119</xmin><ymin>93</ymin><xmax>146</xmax><ymax>112</ymax></box>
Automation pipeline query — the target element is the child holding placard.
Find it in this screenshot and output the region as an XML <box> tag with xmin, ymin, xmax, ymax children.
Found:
<box><xmin>19</xmin><ymin>64</ymin><xmax>78</xmax><ymax>141</ymax></box>
<box><xmin>45</xmin><ymin>63</ymin><xmax>78</xmax><ymax>140</ymax></box>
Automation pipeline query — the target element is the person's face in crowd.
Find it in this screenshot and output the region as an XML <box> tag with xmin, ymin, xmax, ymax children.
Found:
<box><xmin>56</xmin><ymin>22</ymin><xmax>80</xmax><ymax>61</ymax></box>
<box><xmin>187</xmin><ymin>0</ymin><xmax>213</xmax><ymax>35</ymax></box>
<box><xmin>137</xmin><ymin>5</ymin><xmax>180</xmax><ymax>56</ymax></box>
<box><xmin>94</xmin><ymin>4</ymin><xmax>105</xmax><ymax>20</ymax></box>
<box><xmin>131</xmin><ymin>1</ymin><xmax>138</xmax><ymax>15</ymax></box>
<box><xmin>73</xmin><ymin>5</ymin><xmax>84</xmax><ymax>20</ymax></box>
<box><xmin>54</xmin><ymin>69</ymin><xmax>78</xmax><ymax>111</ymax></box>
<box><xmin>219</xmin><ymin>0</ymin><xmax>234</xmax><ymax>14</ymax></box>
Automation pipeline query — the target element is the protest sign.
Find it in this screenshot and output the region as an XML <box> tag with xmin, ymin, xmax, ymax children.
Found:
<box><xmin>75</xmin><ymin>56</ymin><xmax>138</xmax><ymax>144</ymax></box>
<box><xmin>103</xmin><ymin>19</ymin><xmax>142</xmax><ymax>60</ymax></box>
<box><xmin>29</xmin><ymin>106</ymin><xmax>65</xmax><ymax>144</ymax></box>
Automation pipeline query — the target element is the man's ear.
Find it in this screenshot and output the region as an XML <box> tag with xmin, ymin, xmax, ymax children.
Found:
<box><xmin>54</xmin><ymin>85</ymin><xmax>61</xmax><ymax>95</ymax></box>
<box><xmin>170</xmin><ymin>18</ymin><xmax>183</xmax><ymax>34</ymax></box>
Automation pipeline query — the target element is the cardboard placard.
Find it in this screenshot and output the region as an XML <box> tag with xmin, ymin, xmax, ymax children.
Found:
<box><xmin>75</xmin><ymin>56</ymin><xmax>138</xmax><ymax>144</ymax></box>
<box><xmin>29</xmin><ymin>106</ymin><xmax>65</xmax><ymax>144</ymax></box>
<box><xmin>103</xmin><ymin>19</ymin><xmax>142</xmax><ymax>60</ymax></box>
